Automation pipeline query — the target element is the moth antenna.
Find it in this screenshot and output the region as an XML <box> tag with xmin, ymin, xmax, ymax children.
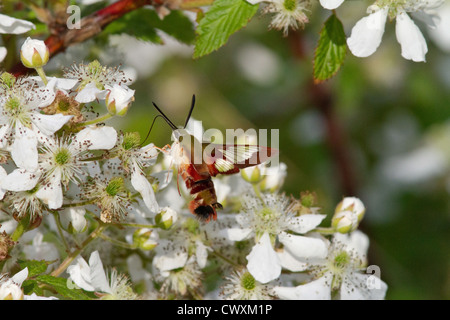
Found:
<box><xmin>139</xmin><ymin>114</ymin><xmax>164</xmax><ymax>148</ymax></box>
<box><xmin>152</xmin><ymin>101</ymin><xmax>177</xmax><ymax>130</ymax></box>
<box><xmin>184</xmin><ymin>94</ymin><xmax>196</xmax><ymax>129</ymax></box>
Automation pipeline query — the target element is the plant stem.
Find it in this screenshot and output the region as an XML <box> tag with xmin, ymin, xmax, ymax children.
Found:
<box><xmin>211</xmin><ymin>250</ymin><xmax>239</xmax><ymax>267</ymax></box>
<box><xmin>98</xmin><ymin>233</ymin><xmax>137</xmax><ymax>249</ymax></box>
<box><xmin>314</xmin><ymin>227</ymin><xmax>336</xmax><ymax>235</ymax></box>
<box><xmin>52</xmin><ymin>212</ymin><xmax>69</xmax><ymax>251</ymax></box>
<box><xmin>51</xmin><ymin>224</ymin><xmax>106</xmax><ymax>277</ymax></box>
<box><xmin>35</xmin><ymin>67</ymin><xmax>48</xmax><ymax>85</ymax></box>
<box><xmin>180</xmin><ymin>0</ymin><xmax>214</xmax><ymax>9</ymax></box>
<box><xmin>119</xmin><ymin>222</ymin><xmax>156</xmax><ymax>229</ymax></box>
<box><xmin>61</xmin><ymin>199</ymin><xmax>95</xmax><ymax>208</ymax></box>
<box><xmin>78</xmin><ymin>113</ymin><xmax>113</xmax><ymax>127</ymax></box>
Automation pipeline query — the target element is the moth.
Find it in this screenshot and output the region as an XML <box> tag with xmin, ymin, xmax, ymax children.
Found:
<box><xmin>152</xmin><ymin>95</ymin><xmax>277</xmax><ymax>223</ymax></box>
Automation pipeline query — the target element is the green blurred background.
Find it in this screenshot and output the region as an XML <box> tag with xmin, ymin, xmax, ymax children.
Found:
<box><xmin>12</xmin><ymin>1</ymin><xmax>450</xmax><ymax>299</ymax></box>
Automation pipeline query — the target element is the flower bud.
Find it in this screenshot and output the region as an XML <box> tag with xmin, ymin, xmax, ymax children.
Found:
<box><xmin>155</xmin><ymin>207</ymin><xmax>177</xmax><ymax>230</ymax></box>
<box><xmin>332</xmin><ymin>210</ymin><xmax>358</xmax><ymax>233</ymax></box>
<box><xmin>259</xmin><ymin>163</ymin><xmax>287</xmax><ymax>192</ymax></box>
<box><xmin>20</xmin><ymin>37</ymin><xmax>49</xmax><ymax>68</ymax></box>
<box><xmin>105</xmin><ymin>84</ymin><xmax>135</xmax><ymax>116</ymax></box>
<box><xmin>59</xmin><ymin>208</ymin><xmax>87</xmax><ymax>234</ymax></box>
<box><xmin>241</xmin><ymin>165</ymin><xmax>264</xmax><ymax>184</ymax></box>
<box><xmin>132</xmin><ymin>228</ymin><xmax>157</xmax><ymax>251</ymax></box>
<box><xmin>332</xmin><ymin>197</ymin><xmax>365</xmax><ymax>233</ymax></box>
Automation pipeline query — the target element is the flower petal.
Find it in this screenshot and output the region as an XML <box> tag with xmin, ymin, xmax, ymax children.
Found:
<box><xmin>11</xmin><ymin>125</ymin><xmax>38</xmax><ymax>171</ymax></box>
<box><xmin>75</xmin><ymin>82</ymin><xmax>107</xmax><ymax>103</ymax></box>
<box><xmin>11</xmin><ymin>268</ymin><xmax>29</xmax><ymax>286</ymax></box>
<box><xmin>0</xmin><ymin>166</ymin><xmax>7</xmax><ymax>199</ymax></box>
<box><xmin>131</xmin><ymin>169</ymin><xmax>160</xmax><ymax>213</ymax></box>
<box><xmin>340</xmin><ymin>273</ymin><xmax>388</xmax><ymax>300</ymax></box>
<box><xmin>274</xmin><ymin>275</ymin><xmax>332</xmax><ymax>300</ymax></box>
<box><xmin>347</xmin><ymin>8</ymin><xmax>388</xmax><ymax>57</ymax></box>
<box><xmin>59</xmin><ymin>207</ymin><xmax>87</xmax><ymax>233</ymax></box>
<box><xmin>35</xmin><ymin>173</ymin><xmax>63</xmax><ymax>209</ymax></box>
<box><xmin>195</xmin><ymin>240</ymin><xmax>211</xmax><ymax>269</ymax></box>
<box><xmin>396</xmin><ymin>12</ymin><xmax>427</xmax><ymax>62</ymax></box>
<box><xmin>32</xmin><ymin>113</ymin><xmax>73</xmax><ymax>137</ymax></box>
<box><xmin>153</xmin><ymin>239</ymin><xmax>188</xmax><ymax>272</ymax></box>
<box><xmin>0</xmin><ymin>14</ymin><xmax>35</xmax><ymax>34</ymax></box>
<box><xmin>67</xmin><ymin>256</ymin><xmax>95</xmax><ymax>291</ymax></box>
<box><xmin>277</xmin><ymin>248</ymin><xmax>308</xmax><ymax>272</ymax></box>
<box><xmin>246</xmin><ymin>232</ymin><xmax>281</xmax><ymax>283</ymax></box>
<box><xmin>0</xmin><ymin>47</ymin><xmax>6</xmax><ymax>62</ymax></box>
<box><xmin>278</xmin><ymin>232</ymin><xmax>328</xmax><ymax>260</ymax></box>
<box><xmin>88</xmin><ymin>251</ymin><xmax>111</xmax><ymax>294</ymax></box>
<box><xmin>1</xmin><ymin>168</ymin><xmax>40</xmax><ymax>192</ymax></box>
<box><xmin>75</xmin><ymin>126</ymin><xmax>117</xmax><ymax>150</ymax></box>
<box><xmin>319</xmin><ymin>0</ymin><xmax>345</xmax><ymax>10</ymax></box>
<box><xmin>289</xmin><ymin>214</ymin><xmax>326</xmax><ymax>234</ymax></box>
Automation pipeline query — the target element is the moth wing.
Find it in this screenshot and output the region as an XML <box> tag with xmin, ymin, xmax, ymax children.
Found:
<box><xmin>203</xmin><ymin>144</ymin><xmax>277</xmax><ymax>177</ymax></box>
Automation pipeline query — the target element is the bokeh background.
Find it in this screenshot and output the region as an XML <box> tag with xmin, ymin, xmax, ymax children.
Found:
<box><xmin>8</xmin><ymin>1</ymin><xmax>450</xmax><ymax>299</ymax></box>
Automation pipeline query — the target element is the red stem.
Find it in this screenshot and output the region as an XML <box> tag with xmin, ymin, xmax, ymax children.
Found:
<box><xmin>10</xmin><ymin>0</ymin><xmax>162</xmax><ymax>77</ymax></box>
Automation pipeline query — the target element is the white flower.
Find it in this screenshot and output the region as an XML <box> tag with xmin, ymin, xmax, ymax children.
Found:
<box><xmin>274</xmin><ymin>231</ymin><xmax>388</xmax><ymax>300</ymax></box>
<box><xmin>37</xmin><ymin>126</ymin><xmax>117</xmax><ymax>209</ymax></box>
<box><xmin>20</xmin><ymin>37</ymin><xmax>49</xmax><ymax>68</ymax></box>
<box><xmin>64</xmin><ymin>60</ymin><xmax>131</xmax><ymax>103</ymax></box>
<box><xmin>0</xmin><ymin>77</ymin><xmax>72</xmax><ymax>171</ymax></box>
<box><xmin>246</xmin><ymin>0</ymin><xmax>310</xmax><ymax>36</ymax></box>
<box><xmin>0</xmin><ymin>268</ymin><xmax>28</xmax><ymax>300</ymax></box>
<box><xmin>112</xmin><ymin>133</ymin><xmax>160</xmax><ymax>213</ymax></box>
<box><xmin>0</xmin><ymin>14</ymin><xmax>35</xmax><ymax>63</ymax></box>
<box><xmin>347</xmin><ymin>0</ymin><xmax>445</xmax><ymax>62</ymax></box>
<box><xmin>67</xmin><ymin>250</ymin><xmax>137</xmax><ymax>299</ymax></box>
<box><xmin>67</xmin><ymin>250</ymin><xmax>113</xmax><ymax>293</ymax></box>
<box><xmin>23</xmin><ymin>232</ymin><xmax>59</xmax><ymax>265</ymax></box>
<box><xmin>2</xmin><ymin>126</ymin><xmax>117</xmax><ymax>209</ymax></box>
<box><xmin>59</xmin><ymin>207</ymin><xmax>87</xmax><ymax>233</ymax></box>
<box><xmin>428</xmin><ymin>1</ymin><xmax>450</xmax><ymax>52</ymax></box>
<box><xmin>105</xmin><ymin>84</ymin><xmax>135</xmax><ymax>116</ymax></box>
<box><xmin>220</xmin><ymin>268</ymin><xmax>275</xmax><ymax>300</ymax></box>
<box><xmin>221</xmin><ymin>193</ymin><xmax>326</xmax><ymax>283</ymax></box>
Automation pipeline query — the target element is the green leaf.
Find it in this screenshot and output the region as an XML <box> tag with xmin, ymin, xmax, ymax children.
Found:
<box><xmin>103</xmin><ymin>9</ymin><xmax>195</xmax><ymax>45</ymax></box>
<box><xmin>193</xmin><ymin>0</ymin><xmax>258</xmax><ymax>58</ymax></box>
<box><xmin>17</xmin><ymin>260</ymin><xmax>50</xmax><ymax>277</ymax></box>
<box><xmin>35</xmin><ymin>275</ymin><xmax>93</xmax><ymax>300</ymax></box>
<box><xmin>313</xmin><ymin>14</ymin><xmax>347</xmax><ymax>83</ymax></box>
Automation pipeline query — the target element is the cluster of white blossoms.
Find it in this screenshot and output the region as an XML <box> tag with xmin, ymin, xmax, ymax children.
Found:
<box><xmin>0</xmin><ymin>38</ymin><xmax>387</xmax><ymax>300</ymax></box>
<box><xmin>247</xmin><ymin>0</ymin><xmax>446</xmax><ymax>62</ymax></box>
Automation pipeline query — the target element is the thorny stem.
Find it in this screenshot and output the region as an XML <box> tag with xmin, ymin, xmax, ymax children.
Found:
<box><xmin>51</xmin><ymin>223</ymin><xmax>107</xmax><ymax>277</ymax></box>
<box><xmin>10</xmin><ymin>0</ymin><xmax>162</xmax><ymax>76</ymax></box>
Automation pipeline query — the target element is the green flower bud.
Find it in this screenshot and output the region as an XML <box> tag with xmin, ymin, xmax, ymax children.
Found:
<box><xmin>155</xmin><ymin>207</ymin><xmax>177</xmax><ymax>230</ymax></box>
<box><xmin>241</xmin><ymin>165</ymin><xmax>264</xmax><ymax>184</ymax></box>
<box><xmin>332</xmin><ymin>197</ymin><xmax>366</xmax><ymax>233</ymax></box>
<box><xmin>132</xmin><ymin>228</ymin><xmax>157</xmax><ymax>251</ymax></box>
